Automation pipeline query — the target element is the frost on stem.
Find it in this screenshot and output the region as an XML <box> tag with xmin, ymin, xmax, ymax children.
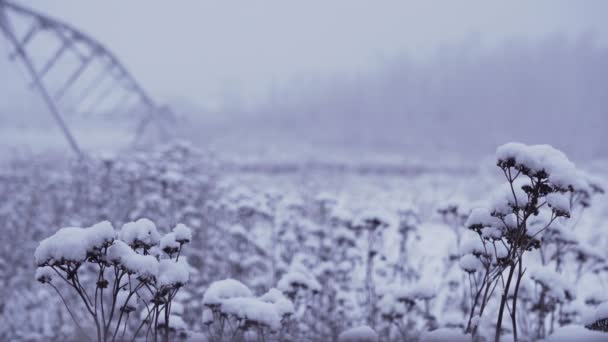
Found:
<box><xmin>33</xmin><ymin>219</ymin><xmax>192</xmax><ymax>342</ymax></box>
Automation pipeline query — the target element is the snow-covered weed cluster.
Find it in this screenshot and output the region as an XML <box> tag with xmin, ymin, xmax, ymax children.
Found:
<box><xmin>459</xmin><ymin>143</ymin><xmax>605</xmax><ymax>341</ymax></box>
<box><xmin>200</xmin><ymin>278</ymin><xmax>295</xmax><ymax>341</ymax></box>
<box><xmin>34</xmin><ymin>219</ymin><xmax>192</xmax><ymax>342</ymax></box>
<box><xmin>1</xmin><ymin>141</ymin><xmax>606</xmax><ymax>341</ymax></box>
<box><xmin>0</xmin><ymin>142</ymin><xmax>214</xmax><ymax>340</ymax></box>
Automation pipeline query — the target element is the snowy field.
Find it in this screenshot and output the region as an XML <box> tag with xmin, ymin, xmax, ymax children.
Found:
<box><xmin>2</xmin><ymin>2</ymin><xmax>608</xmax><ymax>341</ymax></box>
<box><xmin>0</xmin><ymin>142</ymin><xmax>607</xmax><ymax>341</ymax></box>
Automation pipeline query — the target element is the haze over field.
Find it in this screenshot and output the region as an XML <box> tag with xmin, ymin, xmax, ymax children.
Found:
<box><xmin>1</xmin><ymin>1</ymin><xmax>607</xmax><ymax>161</ymax></box>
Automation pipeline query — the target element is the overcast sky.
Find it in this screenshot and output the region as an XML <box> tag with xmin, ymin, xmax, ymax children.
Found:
<box><xmin>8</xmin><ymin>0</ymin><xmax>608</xmax><ymax>108</ymax></box>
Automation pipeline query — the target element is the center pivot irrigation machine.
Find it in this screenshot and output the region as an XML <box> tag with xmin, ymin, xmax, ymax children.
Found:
<box><xmin>0</xmin><ymin>0</ymin><xmax>175</xmax><ymax>155</ymax></box>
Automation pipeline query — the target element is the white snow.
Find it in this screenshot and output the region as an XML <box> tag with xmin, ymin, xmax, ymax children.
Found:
<box><xmin>573</xmin><ymin>241</ymin><xmax>605</xmax><ymax>263</ymax></box>
<box><xmin>34</xmin><ymin>266</ymin><xmax>55</xmax><ymax>283</ymax></box>
<box><xmin>34</xmin><ymin>221</ymin><xmax>116</xmax><ymax>265</ymax></box>
<box><xmin>585</xmin><ymin>290</ymin><xmax>608</xmax><ymax>305</ymax></box>
<box><xmin>560</xmin><ymin>300</ymin><xmax>584</xmax><ymax>316</ymax></box>
<box><xmin>119</xmin><ymin>218</ymin><xmax>160</xmax><ymax>248</ymax></box>
<box><xmin>353</xmin><ymin>207</ymin><xmax>398</xmax><ymax>230</ymax></box>
<box><xmin>338</xmin><ymin>325</ymin><xmax>379</xmax><ymax>342</ymax></box>
<box><xmin>496</xmin><ymin>143</ymin><xmax>583</xmax><ymax>190</ymax></box>
<box><xmin>378</xmin><ymin>293</ymin><xmax>406</xmax><ymax>318</ymax></box>
<box><xmin>334</xmin><ymin>227</ymin><xmax>357</xmax><ymax>245</ymax></box>
<box><xmin>466</xmin><ymin>208</ymin><xmax>500</xmax><ymax>230</ymax></box>
<box><xmin>229</xmin><ymin>224</ymin><xmax>248</xmax><ymax>237</ymax></box>
<box><xmin>382</xmin><ymin>282</ymin><xmax>436</xmax><ymax>304</ymax></box>
<box><xmin>442</xmin><ymin>311</ymin><xmax>465</xmax><ymax>328</ymax></box>
<box><xmin>159</xmin><ymin>314</ymin><xmax>187</xmax><ymax>330</ymax></box>
<box><xmin>466</xmin><ymin>207</ymin><xmax>517</xmax><ymax>240</ymax></box>
<box><xmin>202</xmin><ymin>278</ymin><xmax>253</xmax><ymax>307</ymax></box>
<box><xmin>593</xmin><ymin>301</ymin><xmax>608</xmax><ymax>322</ymax></box>
<box><xmin>409</xmin><ymin>281</ymin><xmax>438</xmax><ymax>300</ymax></box>
<box><xmin>220</xmin><ymin>297</ymin><xmax>282</xmax><ymax>330</ymax></box>
<box><xmin>420</xmin><ymin>328</ymin><xmax>472</xmax><ymax>342</ymax></box>
<box><xmin>470</xmin><ymin>315</ymin><xmax>480</xmax><ymax>328</ymax></box>
<box><xmin>581</xmin><ymin>307</ymin><xmax>598</xmax><ymax>326</ymax></box>
<box><xmin>107</xmin><ymin>240</ymin><xmax>159</xmax><ymax>279</ymax></box>
<box><xmin>277</xmin><ymin>270</ymin><xmax>322</xmax><ymax>293</ymax></box>
<box><xmin>544</xmin><ymin>325</ymin><xmax>607</xmax><ymax>342</ymax></box>
<box><xmin>459</xmin><ymin>254</ymin><xmax>483</xmax><ymax>273</ymax></box>
<box><xmin>529</xmin><ymin>265</ymin><xmax>575</xmax><ymax>302</ymax></box>
<box><xmin>172</xmin><ymin>223</ymin><xmax>192</xmax><ymax>243</ymax></box>
<box><xmin>116</xmin><ymin>290</ymin><xmax>137</xmax><ymax>311</ymax></box>
<box><xmin>544</xmin><ymin>222</ymin><xmax>577</xmax><ymax>244</ymax></box>
<box><xmin>389</xmin><ymin>286</ymin><xmax>414</xmax><ymax>303</ymax></box>
<box><xmin>493</xmin><ymin>243</ymin><xmax>509</xmax><ymax>260</ymax></box>
<box><xmin>259</xmin><ymin>288</ymin><xmax>295</xmax><ymax>318</ymax></box>
<box><xmin>490</xmin><ymin>180</ymin><xmax>529</xmax><ymax>215</ymax></box>
<box><xmin>481</xmin><ymin>226</ymin><xmax>503</xmax><ymax>240</ymax></box>
<box><xmin>331</xmin><ymin>202</ymin><xmax>355</xmax><ymax>223</ymax></box>
<box><xmin>160</xmin><ymin>233</ymin><xmax>180</xmax><ymax>253</ymax></box>
<box><xmin>170</xmin><ymin>301</ymin><xmax>185</xmax><ymax>315</ymax></box>
<box><xmin>526</xmin><ymin>212</ymin><xmax>554</xmax><ymax>237</ymax></box>
<box><xmin>158</xmin><ymin>259</ymin><xmax>189</xmax><ymax>287</ymax></box>
<box><xmin>459</xmin><ymin>233</ymin><xmax>486</xmax><ymax>256</ymax></box>
<box><xmin>546</xmin><ymin>192</ymin><xmax>571</xmax><ymax>216</ymax></box>
<box><xmin>315</xmin><ymin>191</ymin><xmax>338</xmax><ymax>204</ymax></box>
<box><xmin>202</xmin><ymin>308</ymin><xmax>214</xmax><ymax>324</ymax></box>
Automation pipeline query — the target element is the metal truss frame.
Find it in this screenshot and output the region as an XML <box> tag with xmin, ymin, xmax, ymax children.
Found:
<box><xmin>0</xmin><ymin>0</ymin><xmax>173</xmax><ymax>155</ymax></box>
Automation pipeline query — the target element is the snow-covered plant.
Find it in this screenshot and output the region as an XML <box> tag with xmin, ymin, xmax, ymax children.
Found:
<box><xmin>34</xmin><ymin>219</ymin><xmax>191</xmax><ymax>342</ymax></box>
<box><xmin>437</xmin><ymin>202</ymin><xmax>473</xmax><ymax>319</ymax></box>
<box><xmin>0</xmin><ymin>144</ymin><xmax>215</xmax><ymax>339</ymax></box>
<box><xmin>201</xmin><ymin>278</ymin><xmax>295</xmax><ymax>341</ymax></box>
<box><xmin>274</xmin><ymin>193</ymin><xmax>311</xmax><ymax>281</ymax></box>
<box><xmin>352</xmin><ymin>209</ymin><xmax>391</xmax><ymax>328</ymax></box>
<box><xmin>377</xmin><ymin>281</ymin><xmax>438</xmax><ymax>340</ymax></box>
<box><xmin>524</xmin><ymin>173</ymin><xmax>604</xmax><ymax>338</ymax></box>
<box><xmin>393</xmin><ymin>208</ymin><xmax>420</xmax><ymax>283</ymax></box>
<box><xmin>438</xmin><ymin>201</ymin><xmax>470</xmax><ymax>250</ymax></box>
<box><xmin>277</xmin><ymin>268</ymin><xmax>321</xmax><ymax>305</ymax></box>
<box><xmin>277</xmin><ymin>192</ymin><xmax>357</xmax><ymax>341</ymax></box>
<box><xmin>462</xmin><ymin>143</ymin><xmax>586</xmax><ymax>342</ymax></box>
<box><xmin>526</xmin><ymin>265</ymin><xmax>576</xmax><ymax>337</ymax></box>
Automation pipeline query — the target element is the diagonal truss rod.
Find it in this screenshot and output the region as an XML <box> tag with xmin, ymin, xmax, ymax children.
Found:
<box><xmin>0</xmin><ymin>3</ymin><xmax>82</xmax><ymax>155</ymax></box>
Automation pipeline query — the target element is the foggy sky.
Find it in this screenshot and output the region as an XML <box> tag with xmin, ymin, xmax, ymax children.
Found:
<box><xmin>1</xmin><ymin>1</ymin><xmax>607</xmax><ymax>159</ymax></box>
<box><xmin>14</xmin><ymin>0</ymin><xmax>608</xmax><ymax>108</ymax></box>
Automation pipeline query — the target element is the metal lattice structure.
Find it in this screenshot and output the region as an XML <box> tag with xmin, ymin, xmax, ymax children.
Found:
<box><xmin>0</xmin><ymin>0</ymin><xmax>174</xmax><ymax>155</ymax></box>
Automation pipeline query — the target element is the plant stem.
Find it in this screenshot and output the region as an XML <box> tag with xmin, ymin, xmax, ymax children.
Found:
<box><xmin>495</xmin><ymin>262</ymin><xmax>516</xmax><ymax>342</ymax></box>
<box><xmin>511</xmin><ymin>257</ymin><xmax>524</xmax><ymax>342</ymax></box>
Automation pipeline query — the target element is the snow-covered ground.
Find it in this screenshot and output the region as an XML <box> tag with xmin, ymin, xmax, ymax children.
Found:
<box><xmin>0</xmin><ymin>141</ymin><xmax>606</xmax><ymax>341</ymax></box>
